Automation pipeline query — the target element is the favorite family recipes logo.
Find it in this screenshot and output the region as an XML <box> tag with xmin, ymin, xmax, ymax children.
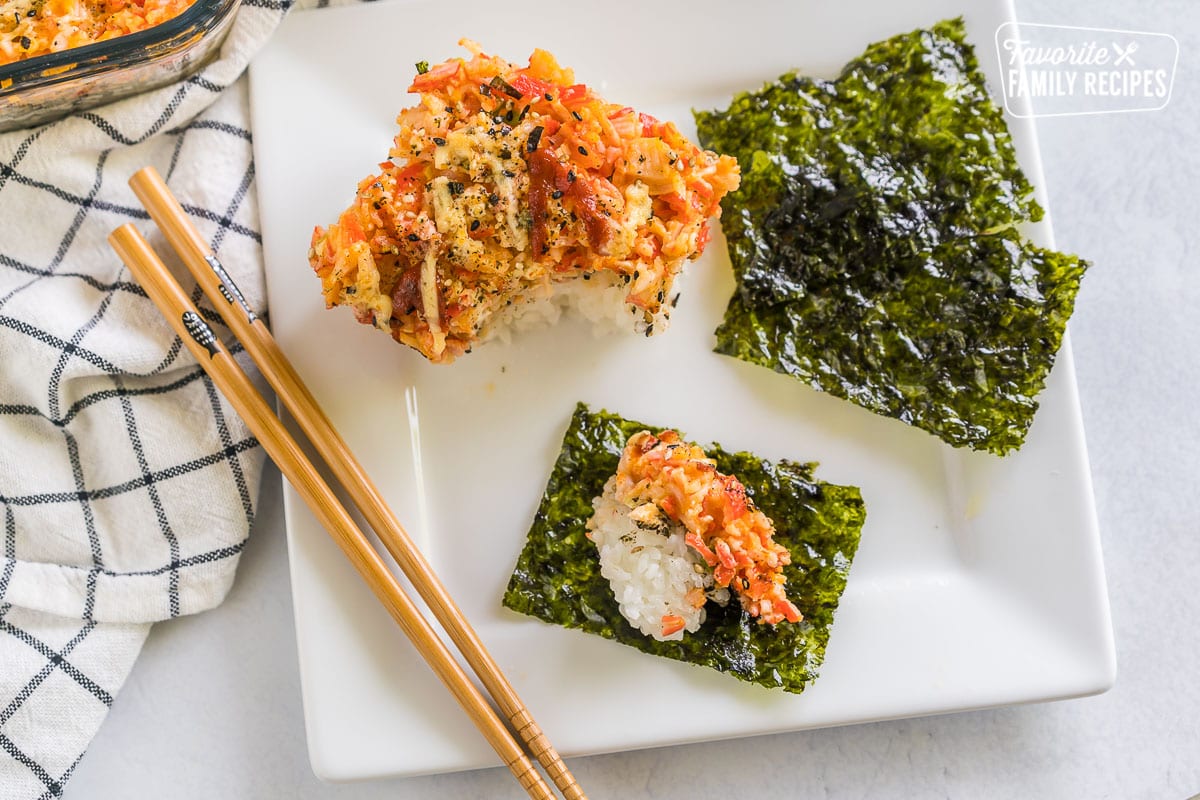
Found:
<box><xmin>995</xmin><ymin>23</ymin><xmax>1179</xmax><ymax>117</ymax></box>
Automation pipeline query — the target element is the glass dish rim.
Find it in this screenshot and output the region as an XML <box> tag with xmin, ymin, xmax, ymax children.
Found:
<box><xmin>0</xmin><ymin>0</ymin><xmax>240</xmax><ymax>91</ymax></box>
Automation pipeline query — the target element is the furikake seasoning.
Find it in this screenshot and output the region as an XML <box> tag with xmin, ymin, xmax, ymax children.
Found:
<box><xmin>502</xmin><ymin>403</ymin><xmax>866</xmax><ymax>694</ymax></box>
<box><xmin>694</xmin><ymin>17</ymin><xmax>1089</xmax><ymax>455</ymax></box>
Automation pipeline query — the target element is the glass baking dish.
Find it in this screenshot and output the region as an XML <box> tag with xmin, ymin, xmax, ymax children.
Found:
<box><xmin>0</xmin><ymin>0</ymin><xmax>241</xmax><ymax>133</ymax></box>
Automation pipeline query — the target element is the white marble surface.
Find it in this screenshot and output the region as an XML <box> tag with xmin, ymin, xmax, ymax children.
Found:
<box><xmin>66</xmin><ymin>0</ymin><xmax>1200</xmax><ymax>797</ymax></box>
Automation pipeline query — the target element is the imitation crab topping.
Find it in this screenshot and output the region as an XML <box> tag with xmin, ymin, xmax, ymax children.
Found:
<box><xmin>309</xmin><ymin>40</ymin><xmax>740</xmax><ymax>363</ymax></box>
<box><xmin>614</xmin><ymin>430</ymin><xmax>802</xmax><ymax>626</ymax></box>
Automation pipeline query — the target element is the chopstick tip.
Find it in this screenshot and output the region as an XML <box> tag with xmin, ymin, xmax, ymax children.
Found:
<box><xmin>108</xmin><ymin>222</ymin><xmax>140</xmax><ymax>250</ymax></box>
<box><xmin>129</xmin><ymin>165</ymin><xmax>167</xmax><ymax>198</ymax></box>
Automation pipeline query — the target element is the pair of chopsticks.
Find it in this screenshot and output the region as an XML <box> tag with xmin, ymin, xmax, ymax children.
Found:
<box><xmin>109</xmin><ymin>167</ymin><xmax>585</xmax><ymax>800</ymax></box>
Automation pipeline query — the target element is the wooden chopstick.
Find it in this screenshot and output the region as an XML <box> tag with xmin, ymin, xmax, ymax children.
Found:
<box><xmin>108</xmin><ymin>224</ymin><xmax>556</xmax><ymax>800</ymax></box>
<box><xmin>127</xmin><ymin>166</ymin><xmax>586</xmax><ymax>800</ymax></box>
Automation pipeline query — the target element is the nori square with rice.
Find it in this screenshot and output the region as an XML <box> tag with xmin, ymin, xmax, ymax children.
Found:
<box><xmin>694</xmin><ymin>17</ymin><xmax>1089</xmax><ymax>455</ymax></box>
<box><xmin>502</xmin><ymin>403</ymin><xmax>866</xmax><ymax>694</ymax></box>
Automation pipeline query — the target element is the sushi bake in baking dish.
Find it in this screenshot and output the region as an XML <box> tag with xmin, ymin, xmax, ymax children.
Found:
<box><xmin>0</xmin><ymin>0</ymin><xmax>197</xmax><ymax>64</ymax></box>
<box><xmin>309</xmin><ymin>40</ymin><xmax>739</xmax><ymax>363</ymax></box>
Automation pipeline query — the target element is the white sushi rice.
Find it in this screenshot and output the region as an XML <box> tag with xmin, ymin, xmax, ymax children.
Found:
<box><xmin>587</xmin><ymin>476</ymin><xmax>728</xmax><ymax>642</ymax></box>
<box><xmin>481</xmin><ymin>268</ymin><xmax>675</xmax><ymax>345</ymax></box>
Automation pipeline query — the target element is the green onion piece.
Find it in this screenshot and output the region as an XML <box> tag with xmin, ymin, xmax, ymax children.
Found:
<box><xmin>489</xmin><ymin>76</ymin><xmax>524</xmax><ymax>100</ymax></box>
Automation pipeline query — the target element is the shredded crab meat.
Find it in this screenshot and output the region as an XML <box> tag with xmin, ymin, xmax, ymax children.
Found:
<box><xmin>309</xmin><ymin>40</ymin><xmax>740</xmax><ymax>363</ymax></box>
<box><xmin>614</xmin><ymin>430</ymin><xmax>803</xmax><ymax>626</ymax></box>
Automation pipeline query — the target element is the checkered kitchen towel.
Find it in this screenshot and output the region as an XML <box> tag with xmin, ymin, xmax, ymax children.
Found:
<box><xmin>0</xmin><ymin>0</ymin><xmax>365</xmax><ymax>795</ymax></box>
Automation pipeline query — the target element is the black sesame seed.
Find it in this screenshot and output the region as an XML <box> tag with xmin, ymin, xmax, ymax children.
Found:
<box><xmin>432</xmin><ymin>136</ymin><xmax>446</xmax><ymax>146</ymax></box>
<box><xmin>470</xmin><ymin>220</ymin><xmax>480</xmax><ymax>231</ymax></box>
<box><xmin>577</xmin><ymin>145</ymin><xmax>588</xmax><ymax>156</ymax></box>
<box><xmin>567</xmin><ymin>171</ymin><xmax>576</xmax><ymax>183</ymax></box>
<box><xmin>407</xmin><ymin>234</ymin><xmax>420</xmax><ymax>241</ymax></box>
<box><xmin>571</xmin><ymin>110</ymin><xmax>582</xmax><ymax>121</ymax></box>
<box><xmin>551</xmin><ymin>190</ymin><xmax>563</xmax><ymax>200</ymax></box>
<box><xmin>502</xmin><ymin>169</ymin><xmax>516</xmax><ymax>178</ymax></box>
<box><xmin>20</xmin><ymin>35</ymin><xmax>31</xmax><ymax>49</ymax></box>
<box><xmin>544</xmin><ymin>93</ymin><xmax>553</xmax><ymax>101</ymax></box>
<box><xmin>488</xmin><ymin>193</ymin><xmax>500</xmax><ymax>204</ymax></box>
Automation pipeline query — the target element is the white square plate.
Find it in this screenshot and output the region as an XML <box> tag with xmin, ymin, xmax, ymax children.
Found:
<box><xmin>249</xmin><ymin>0</ymin><xmax>1115</xmax><ymax>781</ymax></box>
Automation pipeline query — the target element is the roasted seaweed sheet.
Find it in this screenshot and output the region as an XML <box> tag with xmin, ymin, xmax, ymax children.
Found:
<box><xmin>502</xmin><ymin>403</ymin><xmax>866</xmax><ymax>694</ymax></box>
<box><xmin>694</xmin><ymin>18</ymin><xmax>1088</xmax><ymax>455</ymax></box>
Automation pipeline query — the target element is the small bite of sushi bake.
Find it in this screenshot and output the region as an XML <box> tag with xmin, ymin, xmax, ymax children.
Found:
<box><xmin>591</xmin><ymin>429</ymin><xmax>801</xmax><ymax>641</ymax></box>
<box><xmin>504</xmin><ymin>404</ymin><xmax>866</xmax><ymax>694</ymax></box>
<box><xmin>309</xmin><ymin>41</ymin><xmax>740</xmax><ymax>363</ymax></box>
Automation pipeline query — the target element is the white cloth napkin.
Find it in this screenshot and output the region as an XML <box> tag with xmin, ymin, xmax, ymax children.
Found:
<box><xmin>0</xmin><ymin>0</ymin><xmax>321</xmax><ymax>794</ymax></box>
